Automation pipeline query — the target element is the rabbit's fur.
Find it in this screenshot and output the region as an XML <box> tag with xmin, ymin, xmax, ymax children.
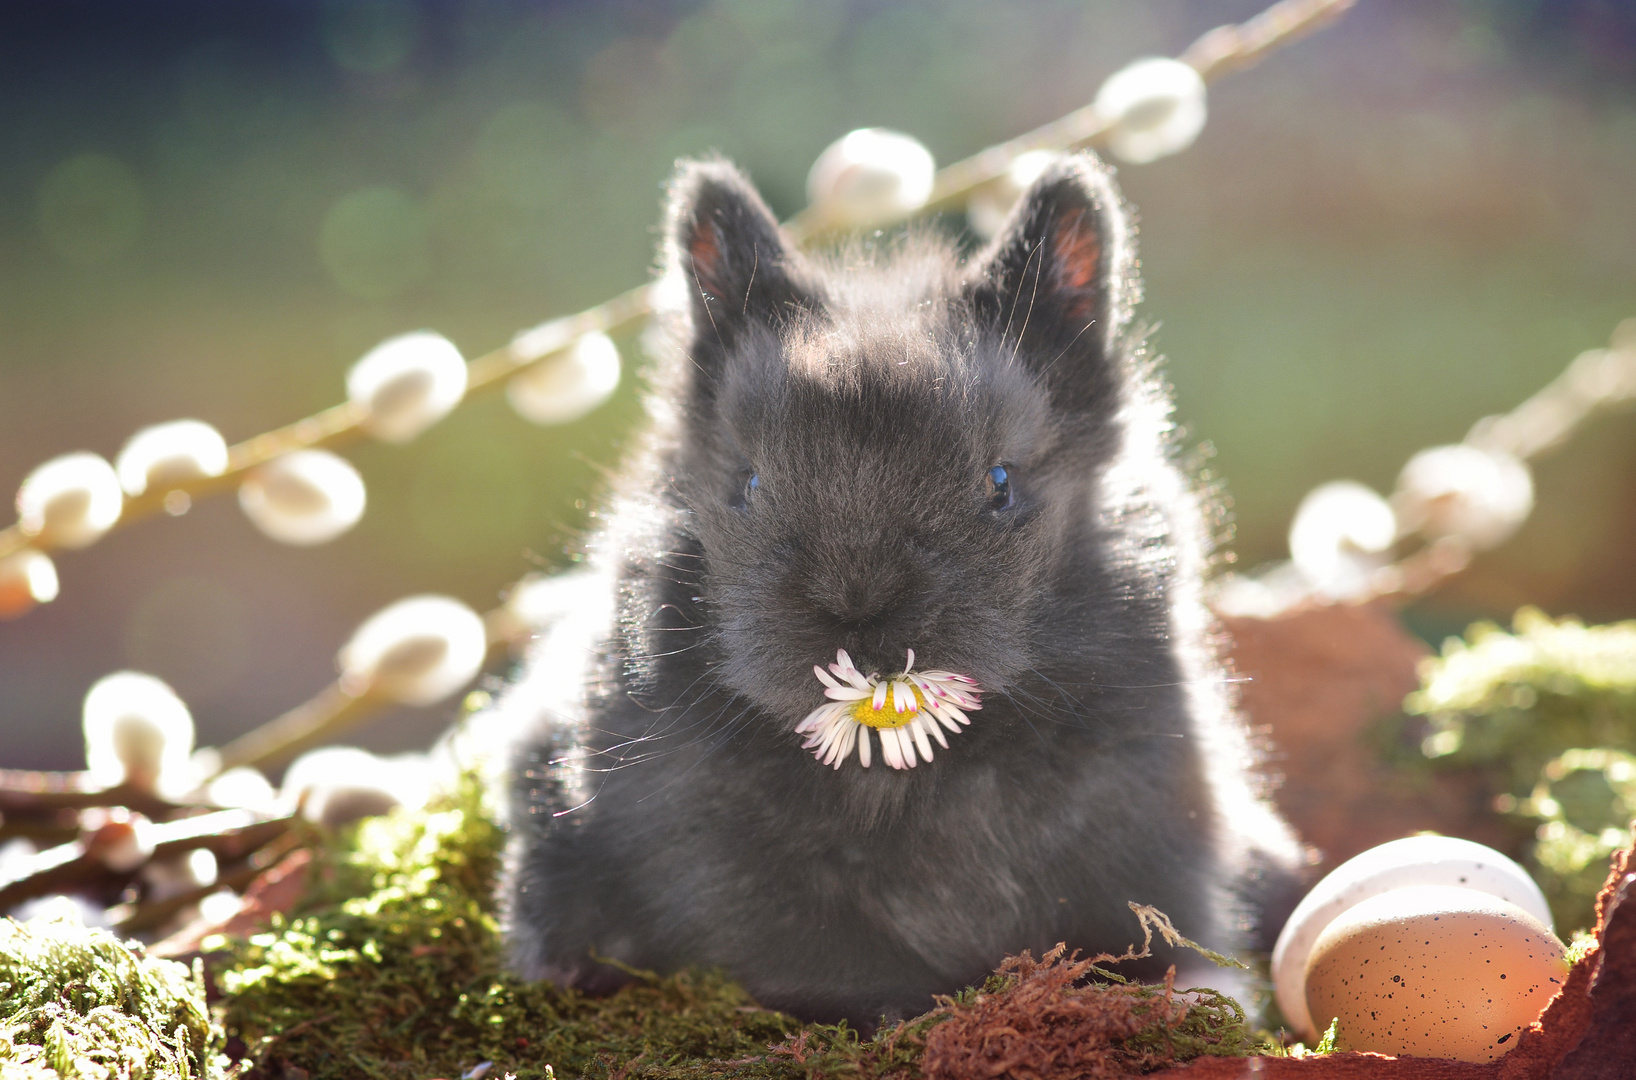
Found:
<box><xmin>497</xmin><ymin>154</ymin><xmax>1302</xmax><ymax>1025</ymax></box>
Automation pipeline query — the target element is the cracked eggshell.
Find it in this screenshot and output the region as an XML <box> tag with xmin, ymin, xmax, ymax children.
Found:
<box><xmin>1304</xmin><ymin>885</ymin><xmax>1566</xmax><ymax>1063</ymax></box>
<box><xmin>1272</xmin><ymin>835</ymin><xmax>1550</xmax><ymax>1040</ymax></box>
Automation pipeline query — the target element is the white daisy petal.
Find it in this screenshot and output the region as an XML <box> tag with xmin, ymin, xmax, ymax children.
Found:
<box><xmin>880</xmin><ymin>727</ymin><xmax>905</xmax><ymax>770</ymax></box>
<box><xmin>929</xmin><ymin>703</ymin><xmax>963</xmax><ymax>733</ymax></box>
<box><xmin>910</xmin><ymin>718</ymin><xmax>934</xmax><ymax>762</ymax></box>
<box><xmin>904</xmin><ymin>648</ymin><xmax>915</xmax><ymax>672</ymax></box>
<box><xmin>872</xmin><ymin>682</ymin><xmax>889</xmax><ymax>710</ymax></box>
<box><xmin>798</xmin><ymin>701</ymin><xmax>843</xmax><ymax>736</ymax></box>
<box><xmin>889</xmin><ymin>727</ymin><xmax>917</xmax><ymax>768</ymax></box>
<box><xmin>836</xmin><ymin>723</ymin><xmax>857</xmax><ymax>769</ymax></box>
<box><xmin>824</xmin><ymin>687</ymin><xmax>870</xmax><ymax>701</ymax></box>
<box><xmin>858</xmin><ymin>727</ymin><xmax>872</xmax><ymax>767</ymax></box>
<box><xmin>831</xmin><ymin>657</ymin><xmax>871</xmax><ymax>691</ymax></box>
<box><xmin>892</xmin><ymin>680</ymin><xmax>915</xmax><ymax>713</ymax></box>
<box><xmin>814</xmin><ymin>665</ymin><xmax>843</xmax><ymax>690</ymax></box>
<box><xmin>925</xmin><ymin>716</ymin><xmax>950</xmax><ymax>749</ymax></box>
<box><xmin>813</xmin><ymin>721</ymin><xmax>836</xmax><ymax>753</ymax></box>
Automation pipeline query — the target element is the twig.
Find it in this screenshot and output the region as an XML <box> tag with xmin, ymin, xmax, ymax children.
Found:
<box><xmin>210</xmin><ymin>682</ymin><xmax>380</xmax><ymax>777</ymax></box>
<box><xmin>0</xmin><ymin>771</ymin><xmax>183</xmax><ymax>830</ymax></box>
<box><xmin>1178</xmin><ymin>0</ymin><xmax>1356</xmax><ymax>81</ymax></box>
<box><xmin>110</xmin><ymin>859</ymin><xmax>267</xmax><ymax>935</ymax></box>
<box><xmin>810</xmin><ymin>0</ymin><xmax>1359</xmax><ymax>231</ymax></box>
<box><xmin>0</xmin><ymin>808</ymin><xmax>293</xmax><ymax>913</ymax></box>
<box><xmin>1370</xmin><ymin>327</ymin><xmax>1636</xmax><ymax>604</ymax></box>
<box><xmin>204</xmin><ymin>631</ymin><xmax>519</xmax><ymax>779</ymax></box>
<box><xmin>1225</xmin><ymin>321</ymin><xmax>1636</xmax><ymax>614</ymax></box>
<box><xmin>0</xmin><ymin>0</ymin><xmax>1356</xmax><ymax>565</ymax></box>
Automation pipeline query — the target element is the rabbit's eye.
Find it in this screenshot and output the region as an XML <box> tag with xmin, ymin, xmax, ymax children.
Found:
<box><xmin>986</xmin><ymin>465</ymin><xmax>1013</xmax><ymax>511</ymax></box>
<box><xmin>729</xmin><ymin>470</ymin><xmax>759</xmax><ymax>510</ymax></box>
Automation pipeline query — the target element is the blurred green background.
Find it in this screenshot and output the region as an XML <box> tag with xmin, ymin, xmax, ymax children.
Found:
<box><xmin>1</xmin><ymin>0</ymin><xmax>1633</xmax><ymax>770</ymax></box>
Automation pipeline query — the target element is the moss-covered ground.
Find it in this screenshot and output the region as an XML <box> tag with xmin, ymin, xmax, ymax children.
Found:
<box><xmin>0</xmin><ymin>913</ymin><xmax>220</xmax><ymax>1080</ymax></box>
<box><xmin>1406</xmin><ymin>607</ymin><xmax>1636</xmax><ymax>931</ymax></box>
<box><xmin>212</xmin><ymin>775</ymin><xmax>1259</xmax><ymax>1079</ymax></box>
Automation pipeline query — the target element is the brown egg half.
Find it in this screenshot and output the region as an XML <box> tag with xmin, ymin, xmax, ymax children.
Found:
<box><xmin>1304</xmin><ymin>884</ymin><xmax>1567</xmax><ymax>1063</ymax></box>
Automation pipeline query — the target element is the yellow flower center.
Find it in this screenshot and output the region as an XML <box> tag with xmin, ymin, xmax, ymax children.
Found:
<box><xmin>848</xmin><ymin>682</ymin><xmax>925</xmax><ymax>730</ymax></box>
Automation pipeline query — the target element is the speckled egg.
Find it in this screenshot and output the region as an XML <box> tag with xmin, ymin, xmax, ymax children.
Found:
<box><xmin>1304</xmin><ymin>884</ymin><xmax>1567</xmax><ymax>1063</ymax></box>
<box><xmin>1272</xmin><ymin>835</ymin><xmax>1551</xmax><ymax>1039</ymax></box>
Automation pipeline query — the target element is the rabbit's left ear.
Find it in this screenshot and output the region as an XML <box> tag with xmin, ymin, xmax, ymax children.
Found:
<box><xmin>967</xmin><ymin>154</ymin><xmax>1135</xmax><ymax>415</ymax></box>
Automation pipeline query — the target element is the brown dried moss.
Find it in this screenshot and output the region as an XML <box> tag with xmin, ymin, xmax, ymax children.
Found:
<box><xmin>918</xmin><ymin>909</ymin><xmax>1258</xmax><ymax>1080</ymax></box>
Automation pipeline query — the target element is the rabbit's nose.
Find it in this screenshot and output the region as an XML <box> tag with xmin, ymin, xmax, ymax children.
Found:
<box><xmin>827</xmin><ymin>571</ymin><xmax>913</xmax><ymax>625</ymax></box>
<box><xmin>786</xmin><ymin>557</ymin><xmax>931</xmax><ymax>675</ymax></box>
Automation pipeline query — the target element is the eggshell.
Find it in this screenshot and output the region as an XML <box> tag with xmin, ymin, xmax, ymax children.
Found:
<box><xmin>1304</xmin><ymin>885</ymin><xmax>1566</xmax><ymax>1063</ymax></box>
<box><xmin>1272</xmin><ymin>836</ymin><xmax>1550</xmax><ymax>1038</ymax></box>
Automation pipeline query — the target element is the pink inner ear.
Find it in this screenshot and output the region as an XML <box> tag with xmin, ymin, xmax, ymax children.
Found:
<box><xmin>1052</xmin><ymin>209</ymin><xmax>1102</xmax><ymax>320</ymax></box>
<box><xmin>689</xmin><ymin>221</ymin><xmax>724</xmax><ymax>298</ymax></box>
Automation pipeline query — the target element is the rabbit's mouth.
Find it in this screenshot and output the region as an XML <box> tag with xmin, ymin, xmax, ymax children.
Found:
<box><xmin>794</xmin><ymin>648</ymin><xmax>983</xmax><ymax>772</ymax></box>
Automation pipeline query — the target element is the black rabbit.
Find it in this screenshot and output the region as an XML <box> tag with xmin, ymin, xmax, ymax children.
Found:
<box><xmin>497</xmin><ymin>152</ymin><xmax>1302</xmax><ymax>1026</ymax></box>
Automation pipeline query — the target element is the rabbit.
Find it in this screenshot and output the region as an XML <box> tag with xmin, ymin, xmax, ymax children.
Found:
<box><xmin>494</xmin><ymin>151</ymin><xmax>1304</xmax><ymax>1026</ymax></box>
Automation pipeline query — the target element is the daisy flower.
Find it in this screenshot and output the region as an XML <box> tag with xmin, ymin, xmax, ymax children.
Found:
<box><xmin>796</xmin><ymin>649</ymin><xmax>982</xmax><ymax>771</ymax></box>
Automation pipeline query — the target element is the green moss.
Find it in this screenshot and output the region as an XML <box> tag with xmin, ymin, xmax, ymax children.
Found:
<box><xmin>0</xmin><ymin>913</ymin><xmax>221</xmax><ymax>1080</ymax></box>
<box><xmin>215</xmin><ymin>773</ymin><xmax>1261</xmax><ymax>1080</ymax></box>
<box><xmin>1406</xmin><ymin>607</ymin><xmax>1636</xmax><ymax>932</ymax></box>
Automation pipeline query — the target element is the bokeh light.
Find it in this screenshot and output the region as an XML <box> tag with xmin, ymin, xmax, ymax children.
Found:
<box><xmin>318</xmin><ymin>186</ymin><xmax>432</xmax><ymax>300</ymax></box>
<box><xmin>320</xmin><ymin>0</ymin><xmax>419</xmax><ymax>74</ymax></box>
<box><xmin>36</xmin><ymin>153</ymin><xmax>145</xmax><ymax>265</ymax></box>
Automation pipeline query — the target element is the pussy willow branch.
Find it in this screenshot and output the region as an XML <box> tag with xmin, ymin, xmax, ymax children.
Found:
<box><xmin>0</xmin><ymin>808</ymin><xmax>294</xmax><ymax>913</ymax></box>
<box><xmin>795</xmin><ymin>0</ymin><xmax>1357</xmax><ymax>229</ymax></box>
<box><xmin>1344</xmin><ymin>322</ymin><xmax>1636</xmax><ymax>607</ymax></box>
<box><xmin>203</xmin><ymin>612</ymin><xmax>526</xmax><ymax>777</ymax></box>
<box><xmin>0</xmin><ymin>0</ymin><xmax>1354</xmax><ymax>563</ymax></box>
<box><xmin>204</xmin><ymin>319</ymin><xmax>1636</xmax><ymax>775</ymax></box>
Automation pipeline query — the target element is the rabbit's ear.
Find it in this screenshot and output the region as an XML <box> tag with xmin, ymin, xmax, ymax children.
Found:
<box><xmin>665</xmin><ymin>159</ymin><xmax>815</xmax><ymax>394</ymax></box>
<box><xmin>967</xmin><ymin>153</ymin><xmax>1136</xmax><ymax>415</ymax></box>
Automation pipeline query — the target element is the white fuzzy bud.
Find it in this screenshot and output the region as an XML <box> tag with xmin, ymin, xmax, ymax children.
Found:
<box><xmin>1093</xmin><ymin>57</ymin><xmax>1208</xmax><ymax>165</ymax></box>
<box><xmin>202</xmin><ymin>766</ymin><xmax>278</xmax><ymax>811</ymax></box>
<box><xmin>0</xmin><ymin>548</ymin><xmax>60</xmax><ymax>619</ymax></box>
<box><xmin>506</xmin><ymin>331</ymin><xmax>621</xmax><ymax>426</ymax></box>
<box><xmin>141</xmin><ymin>848</ymin><xmax>218</xmax><ymax>902</ymax></box>
<box><xmin>197</xmin><ymin>888</ymin><xmax>243</xmax><ymax>925</ymax></box>
<box><xmin>82</xmin><ymin>809</ymin><xmax>157</xmax><ymax>873</ymax></box>
<box><xmin>347</xmin><ymin>331</ymin><xmax>469</xmax><ymax>443</ymax></box>
<box><xmin>1394</xmin><ymin>445</ymin><xmax>1534</xmax><ymax>551</ymax></box>
<box><xmin>0</xmin><ymin>838</ymin><xmax>35</xmax><ymax>877</ymax></box>
<box><xmin>82</xmin><ymin>671</ymin><xmax>196</xmax><ymax>796</ymax></box>
<box><xmin>238</xmin><ymin>449</ymin><xmax>366</xmax><ymax>545</ymax></box>
<box><xmin>1288</xmin><ymin>481</ymin><xmax>1398</xmax><ymax>598</ymax></box>
<box><xmin>15</xmin><ymin>452</ymin><xmax>124</xmax><ymax>549</ymax></box>
<box><xmin>966</xmin><ymin>150</ymin><xmax>1056</xmax><ymax>240</ymax></box>
<box><xmin>281</xmin><ymin>746</ymin><xmax>433</xmax><ymax>827</ymax></box>
<box><xmin>338</xmin><ymin>594</ymin><xmax>487</xmax><ymax>705</ymax></box>
<box><xmin>10</xmin><ymin>894</ymin><xmax>113</xmax><ymax>927</ymax></box>
<box><xmin>806</xmin><ymin>128</ymin><xmax>936</xmax><ymax>227</ymax></box>
<box><xmin>502</xmin><ymin>573</ymin><xmax>571</xmax><ymax>632</ymax></box>
<box><xmin>115</xmin><ymin>420</ymin><xmax>229</xmax><ymax>496</ymax></box>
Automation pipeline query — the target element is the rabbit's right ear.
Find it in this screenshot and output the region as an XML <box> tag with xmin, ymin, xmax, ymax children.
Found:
<box><xmin>665</xmin><ymin>160</ymin><xmax>814</xmax><ymax>396</ymax></box>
